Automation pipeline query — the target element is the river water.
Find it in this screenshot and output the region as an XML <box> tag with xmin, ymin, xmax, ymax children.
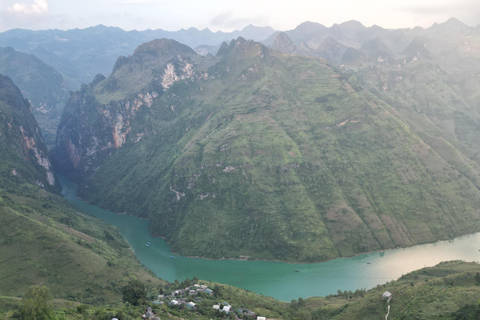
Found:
<box><xmin>59</xmin><ymin>176</ymin><xmax>480</xmax><ymax>301</ymax></box>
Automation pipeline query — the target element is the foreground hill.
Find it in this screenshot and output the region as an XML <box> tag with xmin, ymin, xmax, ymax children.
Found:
<box><xmin>0</xmin><ymin>75</ymin><xmax>161</xmax><ymax>304</ymax></box>
<box><xmin>2</xmin><ymin>260</ymin><xmax>479</xmax><ymax>319</ymax></box>
<box><xmin>53</xmin><ymin>38</ymin><xmax>480</xmax><ymax>262</ymax></box>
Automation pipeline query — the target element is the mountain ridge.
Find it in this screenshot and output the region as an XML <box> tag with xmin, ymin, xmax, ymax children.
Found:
<box><xmin>53</xmin><ymin>37</ymin><xmax>480</xmax><ymax>262</ymax></box>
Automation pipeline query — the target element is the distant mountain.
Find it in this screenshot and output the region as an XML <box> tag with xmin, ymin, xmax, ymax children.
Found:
<box><xmin>0</xmin><ymin>46</ymin><xmax>71</xmax><ymax>148</ymax></box>
<box><xmin>53</xmin><ymin>38</ymin><xmax>480</xmax><ymax>262</ymax></box>
<box><xmin>0</xmin><ymin>24</ymin><xmax>277</xmax><ymax>86</ymax></box>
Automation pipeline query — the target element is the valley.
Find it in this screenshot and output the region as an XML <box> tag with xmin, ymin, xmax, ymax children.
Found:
<box><xmin>60</xmin><ymin>173</ymin><xmax>480</xmax><ymax>302</ymax></box>
<box><xmin>2</xmin><ymin>13</ymin><xmax>480</xmax><ymax>319</ymax></box>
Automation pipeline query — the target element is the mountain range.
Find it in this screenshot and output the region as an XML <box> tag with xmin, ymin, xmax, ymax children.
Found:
<box><xmin>0</xmin><ymin>24</ymin><xmax>276</xmax><ymax>87</ymax></box>
<box><xmin>2</xmin><ymin>17</ymin><xmax>480</xmax><ymax>319</ymax></box>
<box><xmin>53</xmin><ymin>31</ymin><xmax>480</xmax><ymax>262</ymax></box>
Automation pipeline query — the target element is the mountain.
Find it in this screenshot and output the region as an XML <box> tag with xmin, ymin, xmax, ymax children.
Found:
<box><xmin>0</xmin><ymin>74</ymin><xmax>161</xmax><ymax>304</ymax></box>
<box><xmin>0</xmin><ymin>75</ymin><xmax>55</xmax><ymax>189</ymax></box>
<box><xmin>0</xmin><ymin>46</ymin><xmax>71</xmax><ymax>148</ymax></box>
<box><xmin>0</xmin><ymin>25</ymin><xmax>277</xmax><ymax>86</ymax></box>
<box><xmin>53</xmin><ymin>38</ymin><xmax>480</xmax><ymax>262</ymax></box>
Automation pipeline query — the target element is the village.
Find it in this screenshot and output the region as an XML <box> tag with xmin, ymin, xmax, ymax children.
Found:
<box><xmin>140</xmin><ymin>282</ymin><xmax>272</xmax><ymax>320</ymax></box>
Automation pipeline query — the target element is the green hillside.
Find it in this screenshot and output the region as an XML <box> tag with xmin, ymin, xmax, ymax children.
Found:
<box><xmin>309</xmin><ymin>260</ymin><xmax>480</xmax><ymax>320</ymax></box>
<box><xmin>0</xmin><ymin>47</ymin><xmax>72</xmax><ymax>149</ymax></box>
<box><xmin>2</xmin><ymin>260</ymin><xmax>479</xmax><ymax>319</ymax></box>
<box><xmin>0</xmin><ymin>74</ymin><xmax>162</xmax><ymax>305</ymax></box>
<box><xmin>53</xmin><ymin>38</ymin><xmax>480</xmax><ymax>262</ymax></box>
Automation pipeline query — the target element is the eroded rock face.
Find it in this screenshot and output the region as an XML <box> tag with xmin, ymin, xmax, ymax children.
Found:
<box><xmin>53</xmin><ymin>39</ymin><xmax>199</xmax><ymax>181</ymax></box>
<box><xmin>0</xmin><ymin>75</ymin><xmax>56</xmax><ymax>189</ymax></box>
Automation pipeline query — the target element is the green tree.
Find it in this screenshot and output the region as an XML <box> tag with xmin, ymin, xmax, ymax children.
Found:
<box><xmin>18</xmin><ymin>286</ymin><xmax>54</xmax><ymax>320</ymax></box>
<box><xmin>121</xmin><ymin>279</ymin><xmax>146</xmax><ymax>306</ymax></box>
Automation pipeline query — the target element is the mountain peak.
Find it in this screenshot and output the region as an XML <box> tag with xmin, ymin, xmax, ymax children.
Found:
<box><xmin>430</xmin><ymin>17</ymin><xmax>471</xmax><ymax>32</ymax></box>
<box><xmin>133</xmin><ymin>38</ymin><xmax>196</xmax><ymax>59</ymax></box>
<box><xmin>339</xmin><ymin>20</ymin><xmax>366</xmax><ymax>30</ymax></box>
<box><xmin>271</xmin><ymin>32</ymin><xmax>296</xmax><ymax>53</ymax></box>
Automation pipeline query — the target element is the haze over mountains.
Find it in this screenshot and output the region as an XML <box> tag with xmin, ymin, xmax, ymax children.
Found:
<box><xmin>43</xmin><ymin>17</ymin><xmax>480</xmax><ymax>262</ymax></box>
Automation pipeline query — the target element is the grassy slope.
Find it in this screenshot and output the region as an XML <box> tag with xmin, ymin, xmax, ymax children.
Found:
<box><xmin>77</xmin><ymin>42</ymin><xmax>480</xmax><ymax>262</ymax></box>
<box><xmin>1</xmin><ymin>260</ymin><xmax>479</xmax><ymax>319</ymax></box>
<box><xmin>309</xmin><ymin>260</ymin><xmax>480</xmax><ymax>320</ymax></box>
<box><xmin>0</xmin><ymin>184</ymin><xmax>162</xmax><ymax>304</ymax></box>
<box><xmin>0</xmin><ymin>75</ymin><xmax>162</xmax><ymax>305</ymax></box>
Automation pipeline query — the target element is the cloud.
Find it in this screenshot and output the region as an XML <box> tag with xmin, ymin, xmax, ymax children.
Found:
<box><xmin>7</xmin><ymin>0</ymin><xmax>49</xmax><ymax>15</ymax></box>
<box><xmin>210</xmin><ymin>11</ymin><xmax>268</xmax><ymax>30</ymax></box>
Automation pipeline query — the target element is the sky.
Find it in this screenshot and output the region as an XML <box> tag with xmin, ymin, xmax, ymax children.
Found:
<box><xmin>1</xmin><ymin>0</ymin><xmax>480</xmax><ymax>33</ymax></box>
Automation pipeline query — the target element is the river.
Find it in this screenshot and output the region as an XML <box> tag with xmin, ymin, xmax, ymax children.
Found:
<box><xmin>59</xmin><ymin>175</ymin><xmax>480</xmax><ymax>301</ymax></box>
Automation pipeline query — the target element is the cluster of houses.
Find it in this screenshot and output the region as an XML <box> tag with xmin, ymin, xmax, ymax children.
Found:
<box><xmin>151</xmin><ymin>283</ymin><xmax>268</xmax><ymax>319</ymax></box>
<box><xmin>212</xmin><ymin>303</ymin><xmax>258</xmax><ymax>318</ymax></box>
<box><xmin>152</xmin><ymin>283</ymin><xmax>213</xmax><ymax>310</ymax></box>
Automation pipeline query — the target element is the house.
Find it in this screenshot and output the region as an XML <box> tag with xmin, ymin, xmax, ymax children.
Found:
<box><xmin>157</xmin><ymin>294</ymin><xmax>164</xmax><ymax>299</ymax></box>
<box><xmin>170</xmin><ymin>299</ymin><xmax>179</xmax><ymax>306</ymax></box>
<box><xmin>222</xmin><ymin>305</ymin><xmax>231</xmax><ymax>314</ymax></box>
<box><xmin>145</xmin><ymin>307</ymin><xmax>154</xmax><ymax>318</ymax></box>
<box><xmin>244</xmin><ymin>309</ymin><xmax>256</xmax><ymax>317</ymax></box>
<box><xmin>213</xmin><ymin>304</ymin><xmax>220</xmax><ymax>310</ymax></box>
<box><xmin>189</xmin><ymin>289</ymin><xmax>197</xmax><ymax>295</ymax></box>
<box><xmin>204</xmin><ymin>288</ymin><xmax>213</xmax><ymax>295</ymax></box>
<box><xmin>382</xmin><ymin>291</ymin><xmax>392</xmax><ymax>300</ymax></box>
<box><xmin>200</xmin><ymin>284</ymin><xmax>207</xmax><ymax>289</ymax></box>
<box><xmin>194</xmin><ymin>284</ymin><xmax>200</xmax><ymax>288</ymax></box>
<box><xmin>186</xmin><ymin>302</ymin><xmax>196</xmax><ymax>309</ymax></box>
<box><xmin>257</xmin><ymin>317</ymin><xmax>266</xmax><ymax>320</ymax></box>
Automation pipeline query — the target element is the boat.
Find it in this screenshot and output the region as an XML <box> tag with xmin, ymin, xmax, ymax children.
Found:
<box><xmin>295</xmin><ymin>269</ymin><xmax>300</xmax><ymax>272</ymax></box>
<box><xmin>148</xmin><ymin>242</ymin><xmax>151</xmax><ymax>245</ymax></box>
<box><xmin>171</xmin><ymin>256</ymin><xmax>176</xmax><ymax>259</ymax></box>
<box><xmin>367</xmin><ymin>262</ymin><xmax>371</xmax><ymax>264</ymax></box>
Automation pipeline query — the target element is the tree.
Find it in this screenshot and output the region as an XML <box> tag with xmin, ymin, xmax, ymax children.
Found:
<box><xmin>18</xmin><ymin>286</ymin><xmax>54</xmax><ymax>320</ymax></box>
<box><xmin>122</xmin><ymin>279</ymin><xmax>146</xmax><ymax>306</ymax></box>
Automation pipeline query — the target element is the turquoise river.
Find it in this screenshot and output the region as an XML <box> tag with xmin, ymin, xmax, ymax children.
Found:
<box><xmin>59</xmin><ymin>176</ymin><xmax>480</xmax><ymax>302</ymax></box>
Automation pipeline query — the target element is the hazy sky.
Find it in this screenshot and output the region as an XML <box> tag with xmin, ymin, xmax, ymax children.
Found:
<box><xmin>1</xmin><ymin>0</ymin><xmax>480</xmax><ymax>32</ymax></box>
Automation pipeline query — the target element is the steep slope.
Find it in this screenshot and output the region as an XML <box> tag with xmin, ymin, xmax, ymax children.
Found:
<box><xmin>54</xmin><ymin>39</ymin><xmax>480</xmax><ymax>262</ymax></box>
<box><xmin>0</xmin><ymin>47</ymin><xmax>70</xmax><ymax>148</ymax></box>
<box><xmin>0</xmin><ymin>75</ymin><xmax>55</xmax><ymax>190</ymax></box>
<box><xmin>0</xmin><ymin>75</ymin><xmax>162</xmax><ymax>304</ymax></box>
<box><xmin>310</xmin><ymin>261</ymin><xmax>480</xmax><ymax>319</ymax></box>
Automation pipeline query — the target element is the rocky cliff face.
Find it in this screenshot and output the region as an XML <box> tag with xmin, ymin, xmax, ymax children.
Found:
<box><xmin>0</xmin><ymin>46</ymin><xmax>70</xmax><ymax>148</ymax></box>
<box><xmin>0</xmin><ymin>75</ymin><xmax>55</xmax><ymax>189</ymax></box>
<box><xmin>52</xmin><ymin>38</ymin><xmax>480</xmax><ymax>262</ymax></box>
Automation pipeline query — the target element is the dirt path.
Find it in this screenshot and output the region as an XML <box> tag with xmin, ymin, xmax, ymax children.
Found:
<box><xmin>385</xmin><ymin>296</ymin><xmax>391</xmax><ymax>320</ymax></box>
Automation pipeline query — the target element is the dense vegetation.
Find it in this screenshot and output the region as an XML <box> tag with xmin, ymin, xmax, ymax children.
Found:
<box><xmin>0</xmin><ymin>74</ymin><xmax>162</xmax><ymax>306</ymax></box>
<box><xmin>54</xmin><ymin>37</ymin><xmax>480</xmax><ymax>262</ymax></box>
<box><xmin>2</xmin><ymin>261</ymin><xmax>479</xmax><ymax>319</ymax></box>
